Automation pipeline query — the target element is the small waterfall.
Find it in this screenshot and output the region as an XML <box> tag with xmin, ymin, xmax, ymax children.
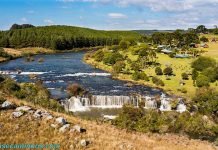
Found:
<box><xmin>176</xmin><ymin>98</ymin><xmax>186</xmax><ymax>113</ymax></box>
<box><xmin>144</xmin><ymin>96</ymin><xmax>157</xmax><ymax>109</ymax></box>
<box><xmin>61</xmin><ymin>94</ymin><xmax>185</xmax><ymax>112</ymax></box>
<box><xmin>160</xmin><ymin>98</ymin><xmax>171</xmax><ymax>111</ymax></box>
<box><xmin>90</xmin><ymin>95</ymin><xmax>138</xmax><ymax>108</ymax></box>
<box><xmin>62</xmin><ymin>95</ymin><xmax>140</xmax><ymax>112</ymax></box>
<box><xmin>62</xmin><ymin>97</ymin><xmax>90</xmax><ymax>112</ymax></box>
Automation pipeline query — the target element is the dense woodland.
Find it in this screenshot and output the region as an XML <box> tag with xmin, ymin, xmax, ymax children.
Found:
<box><xmin>0</xmin><ymin>25</ymin><xmax>140</xmax><ymax>50</ymax></box>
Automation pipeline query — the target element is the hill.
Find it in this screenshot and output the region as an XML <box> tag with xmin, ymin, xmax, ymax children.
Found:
<box><xmin>0</xmin><ymin>25</ymin><xmax>141</xmax><ymax>50</ymax></box>
<box><xmin>133</xmin><ymin>30</ymin><xmax>174</xmax><ymax>35</ymax></box>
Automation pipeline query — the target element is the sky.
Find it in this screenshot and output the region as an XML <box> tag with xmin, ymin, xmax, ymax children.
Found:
<box><xmin>0</xmin><ymin>0</ymin><xmax>218</xmax><ymax>30</ymax></box>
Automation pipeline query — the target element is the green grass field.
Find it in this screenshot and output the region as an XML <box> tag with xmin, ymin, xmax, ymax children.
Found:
<box><xmin>86</xmin><ymin>34</ymin><xmax>218</xmax><ymax>99</ymax></box>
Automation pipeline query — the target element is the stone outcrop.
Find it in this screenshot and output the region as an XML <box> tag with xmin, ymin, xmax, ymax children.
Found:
<box><xmin>59</xmin><ymin>124</ymin><xmax>70</xmax><ymax>133</ymax></box>
<box><xmin>16</xmin><ymin>106</ymin><xmax>32</xmax><ymax>112</ymax></box>
<box><xmin>71</xmin><ymin>125</ymin><xmax>86</xmax><ymax>133</ymax></box>
<box><xmin>55</xmin><ymin>117</ymin><xmax>67</xmax><ymax>125</ymax></box>
<box><xmin>12</xmin><ymin>111</ymin><xmax>24</xmax><ymax>118</ymax></box>
<box><xmin>1</xmin><ymin>101</ymin><xmax>15</xmax><ymax>109</ymax></box>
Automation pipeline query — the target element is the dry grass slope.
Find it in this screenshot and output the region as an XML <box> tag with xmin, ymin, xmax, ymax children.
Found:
<box><xmin>0</xmin><ymin>97</ymin><xmax>217</xmax><ymax>150</ymax></box>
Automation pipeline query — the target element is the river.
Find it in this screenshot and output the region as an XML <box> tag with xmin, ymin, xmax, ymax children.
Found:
<box><xmin>0</xmin><ymin>52</ymin><xmax>163</xmax><ymax>99</ymax></box>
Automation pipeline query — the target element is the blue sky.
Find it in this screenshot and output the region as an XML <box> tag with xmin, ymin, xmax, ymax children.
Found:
<box><xmin>0</xmin><ymin>0</ymin><xmax>218</xmax><ymax>30</ymax></box>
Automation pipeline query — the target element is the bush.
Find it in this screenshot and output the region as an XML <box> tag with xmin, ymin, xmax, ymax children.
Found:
<box><xmin>163</xmin><ymin>67</ymin><xmax>173</xmax><ymax>76</ymax></box>
<box><xmin>0</xmin><ymin>75</ymin><xmax>5</xmax><ymax>83</ymax></box>
<box><xmin>112</xmin><ymin>61</ymin><xmax>125</xmax><ymax>74</ymax></box>
<box><xmin>119</xmin><ymin>40</ymin><xmax>130</xmax><ymax>50</ymax></box>
<box><xmin>193</xmin><ymin>87</ymin><xmax>218</xmax><ymax>115</ymax></box>
<box><xmin>181</xmin><ymin>73</ymin><xmax>189</xmax><ymax>80</ymax></box>
<box><xmin>196</xmin><ymin>75</ymin><xmax>210</xmax><ymax>87</ymax></box>
<box><xmin>0</xmin><ymin>47</ymin><xmax>12</xmax><ymax>59</ymax></box>
<box><xmin>132</xmin><ymin>71</ymin><xmax>149</xmax><ymax>81</ymax></box>
<box><xmin>103</xmin><ymin>52</ymin><xmax>123</xmax><ymax>65</ymax></box>
<box><xmin>155</xmin><ymin>67</ymin><xmax>163</xmax><ymax>75</ymax></box>
<box><xmin>152</xmin><ymin>76</ymin><xmax>165</xmax><ymax>86</ymax></box>
<box><xmin>67</xmin><ymin>83</ymin><xmax>86</xmax><ymax>97</ymax></box>
<box><xmin>200</xmin><ymin>36</ymin><xmax>209</xmax><ymax>42</ymax></box>
<box><xmin>93</xmin><ymin>50</ymin><xmax>104</xmax><ymax>62</ymax></box>
<box><xmin>202</xmin><ymin>67</ymin><xmax>217</xmax><ymax>83</ymax></box>
<box><xmin>192</xmin><ymin>69</ymin><xmax>199</xmax><ymax>80</ymax></box>
<box><xmin>191</xmin><ymin>56</ymin><xmax>216</xmax><ymax>71</ymax></box>
<box><xmin>1</xmin><ymin>78</ymin><xmax>20</xmax><ymax>94</ymax></box>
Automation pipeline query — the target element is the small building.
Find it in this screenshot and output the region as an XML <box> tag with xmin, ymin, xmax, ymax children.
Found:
<box><xmin>161</xmin><ymin>49</ymin><xmax>173</xmax><ymax>54</ymax></box>
<box><xmin>200</xmin><ymin>43</ymin><xmax>209</xmax><ymax>48</ymax></box>
<box><xmin>175</xmin><ymin>54</ymin><xmax>190</xmax><ymax>58</ymax></box>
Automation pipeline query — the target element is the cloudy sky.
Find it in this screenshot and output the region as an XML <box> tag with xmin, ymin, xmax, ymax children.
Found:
<box><xmin>0</xmin><ymin>0</ymin><xmax>218</xmax><ymax>30</ymax></box>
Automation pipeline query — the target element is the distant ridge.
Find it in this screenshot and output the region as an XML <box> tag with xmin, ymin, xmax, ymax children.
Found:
<box><xmin>133</xmin><ymin>30</ymin><xmax>174</xmax><ymax>35</ymax></box>
<box><xmin>0</xmin><ymin>25</ymin><xmax>141</xmax><ymax>50</ymax></box>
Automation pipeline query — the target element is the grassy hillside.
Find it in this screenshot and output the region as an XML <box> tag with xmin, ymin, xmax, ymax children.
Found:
<box><xmin>1</xmin><ymin>96</ymin><xmax>216</xmax><ymax>150</ymax></box>
<box><xmin>0</xmin><ymin>25</ymin><xmax>141</xmax><ymax>50</ymax></box>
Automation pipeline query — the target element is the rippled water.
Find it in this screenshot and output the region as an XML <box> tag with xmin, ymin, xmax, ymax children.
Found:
<box><xmin>0</xmin><ymin>52</ymin><xmax>163</xmax><ymax>99</ymax></box>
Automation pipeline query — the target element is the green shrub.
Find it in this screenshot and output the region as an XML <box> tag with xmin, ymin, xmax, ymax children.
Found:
<box><xmin>152</xmin><ymin>76</ymin><xmax>165</xmax><ymax>86</ymax></box>
<box><xmin>155</xmin><ymin>67</ymin><xmax>163</xmax><ymax>75</ymax></box>
<box><xmin>93</xmin><ymin>50</ymin><xmax>104</xmax><ymax>62</ymax></box>
<box><xmin>181</xmin><ymin>73</ymin><xmax>189</xmax><ymax>80</ymax></box>
<box><xmin>193</xmin><ymin>87</ymin><xmax>218</xmax><ymax>115</ymax></box>
<box><xmin>112</xmin><ymin>61</ymin><xmax>125</xmax><ymax>74</ymax></box>
<box><xmin>1</xmin><ymin>78</ymin><xmax>20</xmax><ymax>94</ymax></box>
<box><xmin>163</xmin><ymin>67</ymin><xmax>173</xmax><ymax>76</ymax></box>
<box><xmin>132</xmin><ymin>71</ymin><xmax>149</xmax><ymax>81</ymax></box>
<box><xmin>202</xmin><ymin>67</ymin><xmax>217</xmax><ymax>83</ymax></box>
<box><xmin>196</xmin><ymin>74</ymin><xmax>210</xmax><ymax>87</ymax></box>
<box><xmin>103</xmin><ymin>52</ymin><xmax>123</xmax><ymax>65</ymax></box>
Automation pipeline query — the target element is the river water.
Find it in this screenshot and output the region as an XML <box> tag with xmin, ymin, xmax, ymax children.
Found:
<box><xmin>0</xmin><ymin>52</ymin><xmax>163</xmax><ymax>99</ymax></box>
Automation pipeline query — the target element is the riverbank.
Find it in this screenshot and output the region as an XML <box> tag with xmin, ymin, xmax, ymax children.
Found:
<box><xmin>0</xmin><ymin>46</ymin><xmax>103</xmax><ymax>63</ymax></box>
<box><xmin>84</xmin><ymin>55</ymin><xmax>187</xmax><ymax>99</ymax></box>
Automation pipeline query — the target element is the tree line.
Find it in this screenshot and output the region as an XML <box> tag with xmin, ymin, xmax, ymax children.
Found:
<box><xmin>0</xmin><ymin>25</ymin><xmax>140</xmax><ymax>50</ymax></box>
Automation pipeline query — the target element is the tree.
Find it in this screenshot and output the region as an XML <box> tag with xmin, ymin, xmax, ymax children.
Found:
<box><xmin>119</xmin><ymin>40</ymin><xmax>130</xmax><ymax>50</ymax></box>
<box><xmin>163</xmin><ymin>67</ymin><xmax>173</xmax><ymax>76</ymax></box>
<box><xmin>196</xmin><ymin>25</ymin><xmax>207</xmax><ymax>33</ymax></box>
<box><xmin>155</xmin><ymin>67</ymin><xmax>163</xmax><ymax>75</ymax></box>
<box><xmin>196</xmin><ymin>75</ymin><xmax>210</xmax><ymax>87</ymax></box>
<box><xmin>181</xmin><ymin>73</ymin><xmax>189</xmax><ymax>80</ymax></box>
<box><xmin>191</xmin><ymin>56</ymin><xmax>216</xmax><ymax>71</ymax></box>
<box><xmin>200</xmin><ymin>36</ymin><xmax>209</xmax><ymax>43</ymax></box>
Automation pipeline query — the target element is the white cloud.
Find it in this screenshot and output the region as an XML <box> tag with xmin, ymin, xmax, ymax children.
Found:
<box><xmin>21</xmin><ymin>17</ymin><xmax>27</xmax><ymax>22</ymax></box>
<box><xmin>108</xmin><ymin>13</ymin><xmax>127</xmax><ymax>19</ymax></box>
<box><xmin>44</xmin><ymin>19</ymin><xmax>54</xmax><ymax>25</ymax></box>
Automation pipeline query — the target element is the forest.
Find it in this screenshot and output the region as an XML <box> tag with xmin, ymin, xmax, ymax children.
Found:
<box><xmin>0</xmin><ymin>25</ymin><xmax>141</xmax><ymax>50</ymax></box>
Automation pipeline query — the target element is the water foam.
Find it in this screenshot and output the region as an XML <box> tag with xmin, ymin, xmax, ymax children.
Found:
<box><xmin>56</xmin><ymin>72</ymin><xmax>111</xmax><ymax>77</ymax></box>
